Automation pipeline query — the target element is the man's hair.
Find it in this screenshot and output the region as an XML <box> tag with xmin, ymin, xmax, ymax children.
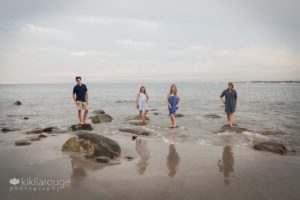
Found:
<box><xmin>75</xmin><ymin>76</ymin><xmax>82</xmax><ymax>80</ymax></box>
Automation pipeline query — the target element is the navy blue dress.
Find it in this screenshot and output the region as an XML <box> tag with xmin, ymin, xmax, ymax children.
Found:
<box><xmin>220</xmin><ymin>89</ymin><xmax>237</xmax><ymax>113</ymax></box>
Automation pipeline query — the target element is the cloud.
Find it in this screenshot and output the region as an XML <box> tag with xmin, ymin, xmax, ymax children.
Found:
<box><xmin>117</xmin><ymin>40</ymin><xmax>159</xmax><ymax>50</ymax></box>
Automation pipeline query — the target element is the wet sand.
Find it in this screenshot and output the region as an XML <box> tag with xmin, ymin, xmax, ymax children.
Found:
<box><xmin>1</xmin><ymin>132</ymin><xmax>300</xmax><ymax>200</ymax></box>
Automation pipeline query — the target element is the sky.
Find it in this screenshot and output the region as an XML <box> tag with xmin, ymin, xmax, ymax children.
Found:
<box><xmin>0</xmin><ymin>0</ymin><xmax>299</xmax><ymax>84</ymax></box>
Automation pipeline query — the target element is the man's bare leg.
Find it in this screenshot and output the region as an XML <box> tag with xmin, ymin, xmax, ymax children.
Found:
<box><xmin>78</xmin><ymin>110</ymin><xmax>83</xmax><ymax>124</ymax></box>
<box><xmin>83</xmin><ymin>110</ymin><xmax>88</xmax><ymax>124</ymax></box>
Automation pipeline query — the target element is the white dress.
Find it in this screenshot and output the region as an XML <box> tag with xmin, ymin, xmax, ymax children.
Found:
<box><xmin>138</xmin><ymin>92</ymin><xmax>148</xmax><ymax>112</ymax></box>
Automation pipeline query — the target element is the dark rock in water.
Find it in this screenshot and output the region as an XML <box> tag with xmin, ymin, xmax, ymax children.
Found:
<box><xmin>62</xmin><ymin>132</ymin><xmax>121</xmax><ymax>159</ymax></box>
<box><xmin>126</xmin><ymin>115</ymin><xmax>150</xmax><ymax>121</ymax></box>
<box><xmin>253</xmin><ymin>141</ymin><xmax>288</xmax><ymax>154</ymax></box>
<box><xmin>70</xmin><ymin>124</ymin><xmax>93</xmax><ymax>131</ymax></box>
<box><xmin>91</xmin><ymin>114</ymin><xmax>113</xmax><ymax>123</ymax></box>
<box><xmin>15</xmin><ymin>139</ymin><xmax>31</xmax><ymax>146</ymax></box>
<box><xmin>14</xmin><ymin>101</ymin><xmax>22</xmax><ymax>105</ymax></box>
<box><xmin>128</xmin><ymin>120</ymin><xmax>149</xmax><ymax>126</ymax></box>
<box><xmin>2</xmin><ymin>128</ymin><xmax>18</xmax><ymax>133</ymax></box>
<box><xmin>23</xmin><ymin>117</ymin><xmax>29</xmax><ymax>120</ymax></box>
<box><xmin>119</xmin><ymin>128</ymin><xmax>151</xmax><ymax>136</ymax></box>
<box><xmin>153</xmin><ymin>112</ymin><xmax>159</xmax><ymax>115</ymax></box>
<box><xmin>219</xmin><ymin>124</ymin><xmax>247</xmax><ymax>133</ymax></box>
<box><xmin>92</xmin><ymin>109</ymin><xmax>106</xmax><ymax>114</ymax></box>
<box><xmin>38</xmin><ymin>134</ymin><xmax>47</xmax><ymax>138</ymax></box>
<box><xmin>204</xmin><ymin>114</ymin><xmax>221</xmax><ymax>119</ymax></box>
<box><xmin>42</xmin><ymin>127</ymin><xmax>58</xmax><ymax>133</ymax></box>
<box><xmin>28</xmin><ymin>137</ymin><xmax>41</xmax><ymax>141</ymax></box>
<box><xmin>124</xmin><ymin>156</ymin><xmax>134</xmax><ymax>161</ymax></box>
<box><xmin>175</xmin><ymin>114</ymin><xmax>184</xmax><ymax>117</ymax></box>
<box><xmin>132</xmin><ymin>135</ymin><xmax>137</xmax><ymax>141</ymax></box>
<box><xmin>116</xmin><ymin>100</ymin><xmax>127</xmax><ymax>103</ymax></box>
<box><xmin>26</xmin><ymin>129</ymin><xmax>43</xmax><ymax>134</ymax></box>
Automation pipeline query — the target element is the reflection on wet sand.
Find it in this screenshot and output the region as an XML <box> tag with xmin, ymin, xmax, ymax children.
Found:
<box><xmin>135</xmin><ymin>139</ymin><xmax>151</xmax><ymax>175</ymax></box>
<box><xmin>218</xmin><ymin>146</ymin><xmax>235</xmax><ymax>185</ymax></box>
<box><xmin>167</xmin><ymin>144</ymin><xmax>181</xmax><ymax>177</ymax></box>
<box><xmin>70</xmin><ymin>154</ymin><xmax>105</xmax><ymax>186</ymax></box>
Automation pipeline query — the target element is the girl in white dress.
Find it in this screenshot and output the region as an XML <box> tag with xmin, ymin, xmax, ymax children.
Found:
<box><xmin>136</xmin><ymin>86</ymin><xmax>149</xmax><ymax>123</ymax></box>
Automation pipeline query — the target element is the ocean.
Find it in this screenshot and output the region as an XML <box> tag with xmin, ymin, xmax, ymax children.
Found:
<box><xmin>0</xmin><ymin>82</ymin><xmax>300</xmax><ymax>149</ymax></box>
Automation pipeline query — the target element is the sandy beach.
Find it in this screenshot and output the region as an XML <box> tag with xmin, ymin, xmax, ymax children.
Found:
<box><xmin>1</xmin><ymin>129</ymin><xmax>300</xmax><ymax>200</ymax></box>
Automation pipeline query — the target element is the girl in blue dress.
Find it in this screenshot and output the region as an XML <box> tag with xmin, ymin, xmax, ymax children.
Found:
<box><xmin>136</xmin><ymin>86</ymin><xmax>149</xmax><ymax>123</ymax></box>
<box><xmin>167</xmin><ymin>84</ymin><xmax>182</xmax><ymax>128</ymax></box>
<box><xmin>220</xmin><ymin>82</ymin><xmax>238</xmax><ymax>127</ymax></box>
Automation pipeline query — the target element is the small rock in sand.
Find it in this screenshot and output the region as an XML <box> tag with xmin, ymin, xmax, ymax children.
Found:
<box><xmin>14</xmin><ymin>101</ymin><xmax>22</xmax><ymax>105</ymax></box>
<box><xmin>38</xmin><ymin>134</ymin><xmax>47</xmax><ymax>138</ymax></box>
<box><xmin>253</xmin><ymin>141</ymin><xmax>288</xmax><ymax>154</ymax></box>
<box><xmin>23</xmin><ymin>117</ymin><xmax>29</xmax><ymax>120</ymax></box>
<box><xmin>2</xmin><ymin>128</ymin><xmax>17</xmax><ymax>133</ymax></box>
<box><xmin>26</xmin><ymin>129</ymin><xmax>43</xmax><ymax>134</ymax></box>
<box><xmin>175</xmin><ymin>114</ymin><xmax>184</xmax><ymax>117</ymax></box>
<box><xmin>128</xmin><ymin>120</ymin><xmax>149</xmax><ymax>126</ymax></box>
<box><xmin>124</xmin><ymin>156</ymin><xmax>135</xmax><ymax>161</ymax></box>
<box><xmin>15</xmin><ymin>139</ymin><xmax>31</xmax><ymax>146</ymax></box>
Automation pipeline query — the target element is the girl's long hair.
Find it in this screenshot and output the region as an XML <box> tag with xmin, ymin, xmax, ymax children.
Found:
<box><xmin>228</xmin><ymin>82</ymin><xmax>234</xmax><ymax>89</ymax></box>
<box><xmin>169</xmin><ymin>84</ymin><xmax>177</xmax><ymax>95</ymax></box>
<box><xmin>140</xmin><ymin>86</ymin><xmax>147</xmax><ymax>94</ymax></box>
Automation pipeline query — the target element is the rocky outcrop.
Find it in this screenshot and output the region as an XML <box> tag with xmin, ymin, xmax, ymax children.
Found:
<box><xmin>62</xmin><ymin>132</ymin><xmax>121</xmax><ymax>160</ymax></box>
<box><xmin>69</xmin><ymin>124</ymin><xmax>93</xmax><ymax>131</ymax></box>
<box><xmin>253</xmin><ymin>141</ymin><xmax>288</xmax><ymax>154</ymax></box>
<box><xmin>91</xmin><ymin>114</ymin><xmax>113</xmax><ymax>123</ymax></box>
<box><xmin>92</xmin><ymin>109</ymin><xmax>106</xmax><ymax>115</ymax></box>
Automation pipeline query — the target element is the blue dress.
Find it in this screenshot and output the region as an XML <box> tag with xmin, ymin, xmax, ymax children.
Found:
<box><xmin>220</xmin><ymin>89</ymin><xmax>237</xmax><ymax>113</ymax></box>
<box><xmin>168</xmin><ymin>95</ymin><xmax>179</xmax><ymax>115</ymax></box>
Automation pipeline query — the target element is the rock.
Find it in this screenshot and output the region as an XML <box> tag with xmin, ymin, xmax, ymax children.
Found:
<box><xmin>219</xmin><ymin>124</ymin><xmax>247</xmax><ymax>133</ymax></box>
<box><xmin>128</xmin><ymin>120</ymin><xmax>149</xmax><ymax>126</ymax></box>
<box><xmin>91</xmin><ymin>114</ymin><xmax>113</xmax><ymax>123</ymax></box>
<box><xmin>42</xmin><ymin>127</ymin><xmax>59</xmax><ymax>133</ymax></box>
<box><xmin>175</xmin><ymin>114</ymin><xmax>184</xmax><ymax>117</ymax></box>
<box><xmin>204</xmin><ymin>114</ymin><xmax>221</xmax><ymax>119</ymax></box>
<box><xmin>124</xmin><ymin>156</ymin><xmax>135</xmax><ymax>161</ymax></box>
<box><xmin>119</xmin><ymin>128</ymin><xmax>151</xmax><ymax>136</ymax></box>
<box><xmin>126</xmin><ymin>115</ymin><xmax>150</xmax><ymax>121</ymax></box>
<box><xmin>253</xmin><ymin>141</ymin><xmax>288</xmax><ymax>154</ymax></box>
<box><xmin>2</xmin><ymin>128</ymin><xmax>18</xmax><ymax>133</ymax></box>
<box><xmin>95</xmin><ymin>156</ymin><xmax>110</xmax><ymax>163</ymax></box>
<box><xmin>14</xmin><ymin>101</ymin><xmax>22</xmax><ymax>105</ymax></box>
<box><xmin>15</xmin><ymin>139</ymin><xmax>31</xmax><ymax>146</ymax></box>
<box><xmin>38</xmin><ymin>134</ymin><xmax>47</xmax><ymax>138</ymax></box>
<box><xmin>26</xmin><ymin>129</ymin><xmax>43</xmax><ymax>134</ymax></box>
<box><xmin>62</xmin><ymin>132</ymin><xmax>121</xmax><ymax>159</ymax></box>
<box><xmin>28</xmin><ymin>137</ymin><xmax>41</xmax><ymax>141</ymax></box>
<box><xmin>92</xmin><ymin>109</ymin><xmax>105</xmax><ymax>114</ymax></box>
<box><xmin>23</xmin><ymin>117</ymin><xmax>29</xmax><ymax>120</ymax></box>
<box><xmin>69</xmin><ymin>124</ymin><xmax>93</xmax><ymax>131</ymax></box>
<box><xmin>153</xmin><ymin>112</ymin><xmax>159</xmax><ymax>115</ymax></box>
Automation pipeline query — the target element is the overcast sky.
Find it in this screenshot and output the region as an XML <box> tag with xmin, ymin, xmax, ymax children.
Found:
<box><xmin>0</xmin><ymin>0</ymin><xmax>299</xmax><ymax>83</ymax></box>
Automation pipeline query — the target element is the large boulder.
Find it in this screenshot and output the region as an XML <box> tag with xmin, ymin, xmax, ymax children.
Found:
<box><xmin>69</xmin><ymin>124</ymin><xmax>93</xmax><ymax>131</ymax></box>
<box><xmin>91</xmin><ymin>114</ymin><xmax>113</xmax><ymax>123</ymax></box>
<box><xmin>62</xmin><ymin>132</ymin><xmax>121</xmax><ymax>160</ymax></box>
<box><xmin>253</xmin><ymin>141</ymin><xmax>288</xmax><ymax>154</ymax></box>
<box><xmin>219</xmin><ymin>124</ymin><xmax>247</xmax><ymax>133</ymax></box>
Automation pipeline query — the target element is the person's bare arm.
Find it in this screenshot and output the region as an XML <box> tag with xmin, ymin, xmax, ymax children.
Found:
<box><xmin>220</xmin><ymin>96</ymin><xmax>225</xmax><ymax>104</ymax></box>
<box><xmin>167</xmin><ymin>93</ymin><xmax>171</xmax><ymax>108</ymax></box>
<box><xmin>146</xmin><ymin>93</ymin><xmax>149</xmax><ymax>101</ymax></box>
<box><xmin>85</xmin><ymin>92</ymin><xmax>89</xmax><ymax>105</ymax></box>
<box><xmin>136</xmin><ymin>93</ymin><xmax>140</xmax><ymax>109</ymax></box>
<box><xmin>177</xmin><ymin>93</ymin><xmax>182</xmax><ymax>107</ymax></box>
<box><xmin>72</xmin><ymin>93</ymin><xmax>76</xmax><ymax>103</ymax></box>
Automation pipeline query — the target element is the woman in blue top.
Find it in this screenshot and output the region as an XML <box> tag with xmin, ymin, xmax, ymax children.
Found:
<box><xmin>167</xmin><ymin>84</ymin><xmax>182</xmax><ymax>128</ymax></box>
<box><xmin>220</xmin><ymin>82</ymin><xmax>238</xmax><ymax>127</ymax></box>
